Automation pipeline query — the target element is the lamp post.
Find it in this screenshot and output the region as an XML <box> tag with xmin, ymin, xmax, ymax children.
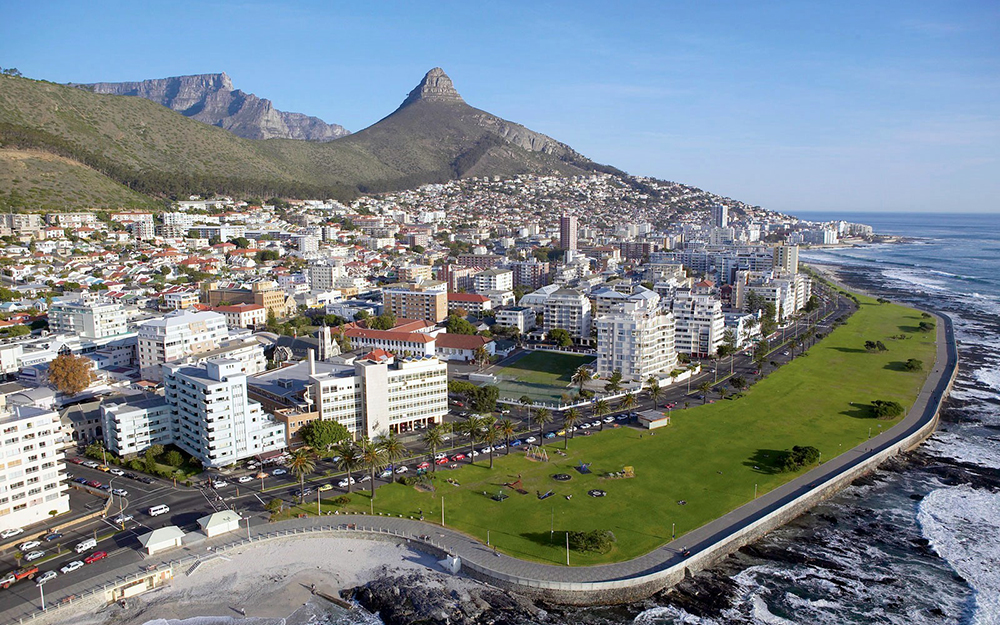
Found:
<box><xmin>39</xmin><ymin>580</ymin><xmax>45</xmax><ymax>611</ymax></box>
<box><xmin>245</xmin><ymin>516</ymin><xmax>252</xmax><ymax>541</ymax></box>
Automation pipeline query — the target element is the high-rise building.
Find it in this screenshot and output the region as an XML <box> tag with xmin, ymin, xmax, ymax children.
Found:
<box><xmin>560</xmin><ymin>214</ymin><xmax>578</xmax><ymax>251</ymax></box>
<box><xmin>0</xmin><ymin>405</ymin><xmax>69</xmax><ymax>532</ymax></box>
<box><xmin>137</xmin><ymin>309</ymin><xmax>229</xmax><ymax>381</ymax></box>
<box><xmin>309</xmin><ymin>261</ymin><xmax>345</xmax><ymax>292</ymax></box>
<box><xmin>773</xmin><ymin>245</ymin><xmax>800</xmax><ymax>274</ymax></box>
<box><xmin>48</xmin><ymin>295</ymin><xmax>129</xmax><ymax>339</ymax></box>
<box><xmin>711</xmin><ymin>205</ymin><xmax>729</xmax><ymax>228</ymax></box>
<box><xmin>510</xmin><ymin>259</ymin><xmax>551</xmax><ymax>289</ymax></box>
<box><xmin>473</xmin><ymin>268</ymin><xmax>513</xmax><ymax>293</ymax></box>
<box><xmin>382</xmin><ymin>281</ymin><xmax>448</xmax><ymax>322</ymax></box>
<box><xmin>543</xmin><ymin>288</ymin><xmax>592</xmax><ymax>339</ymax></box>
<box><xmin>596</xmin><ymin>300</ymin><xmax>676</xmax><ymax>383</ymax></box>
<box><xmin>671</xmin><ymin>289</ymin><xmax>726</xmax><ymax>356</ymax></box>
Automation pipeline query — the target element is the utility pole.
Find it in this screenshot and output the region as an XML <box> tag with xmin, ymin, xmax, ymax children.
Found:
<box><xmin>441</xmin><ymin>497</ymin><xmax>445</xmax><ymax>527</ymax></box>
<box><xmin>39</xmin><ymin>580</ymin><xmax>45</xmax><ymax>611</ymax></box>
<box><xmin>754</xmin><ymin>483</ymin><xmax>758</xmax><ymax>499</ymax></box>
<box><xmin>565</xmin><ymin>531</ymin><xmax>570</xmax><ymax>566</ymax></box>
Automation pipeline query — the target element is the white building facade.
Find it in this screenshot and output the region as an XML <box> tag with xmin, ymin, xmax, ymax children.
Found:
<box><xmin>137</xmin><ymin>310</ymin><xmax>229</xmax><ymax>381</ymax></box>
<box><xmin>671</xmin><ymin>289</ymin><xmax>726</xmax><ymax>356</ymax></box>
<box><xmin>595</xmin><ymin>292</ymin><xmax>677</xmax><ymax>382</ymax></box>
<box><xmin>0</xmin><ymin>406</ymin><xmax>69</xmax><ymax>532</ymax></box>
<box><xmin>48</xmin><ymin>296</ymin><xmax>128</xmax><ymax>339</ymax></box>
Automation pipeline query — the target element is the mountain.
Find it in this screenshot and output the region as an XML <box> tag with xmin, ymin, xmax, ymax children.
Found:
<box><xmin>75</xmin><ymin>73</ymin><xmax>350</xmax><ymax>142</ymax></box>
<box><xmin>0</xmin><ymin>68</ymin><xmax>611</xmax><ymax>209</ymax></box>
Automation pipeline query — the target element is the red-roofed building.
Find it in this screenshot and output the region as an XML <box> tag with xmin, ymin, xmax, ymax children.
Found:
<box><xmin>344</xmin><ymin>327</ymin><xmax>436</xmax><ymax>357</ymax></box>
<box><xmin>447</xmin><ymin>292</ymin><xmax>492</xmax><ymax>315</ymax></box>
<box><xmin>214</xmin><ymin>303</ymin><xmax>267</xmax><ymax>329</ymax></box>
<box><xmin>362</xmin><ymin>349</ymin><xmax>394</xmax><ymax>364</ymax></box>
<box><xmin>435</xmin><ymin>333</ymin><xmax>495</xmax><ymax>362</ymax></box>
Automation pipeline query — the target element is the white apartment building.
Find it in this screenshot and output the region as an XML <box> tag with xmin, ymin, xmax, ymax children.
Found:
<box><xmin>308</xmin><ymin>261</ymin><xmax>345</xmax><ymax>292</ymax></box>
<box><xmin>137</xmin><ymin>310</ymin><xmax>229</xmax><ymax>381</ymax></box>
<box><xmin>495</xmin><ymin>306</ymin><xmax>536</xmax><ymax>333</ymax></box>
<box><xmin>595</xmin><ymin>290</ymin><xmax>677</xmax><ymax>382</ymax></box>
<box><xmin>473</xmin><ymin>268</ymin><xmax>513</xmax><ymax>293</ymax></box>
<box><xmin>180</xmin><ymin>338</ymin><xmax>267</xmax><ymax>377</ymax></box>
<box><xmin>724</xmin><ymin>311</ymin><xmax>762</xmax><ymax>348</ymax></box>
<box><xmin>311</xmin><ymin>351</ymin><xmax>448</xmax><ymax>437</ymax></box>
<box><xmin>671</xmin><ymin>289</ymin><xmax>725</xmax><ymax>356</ymax></box>
<box><xmin>163</xmin><ymin>359</ymin><xmax>285</xmax><ymax>467</ymax></box>
<box><xmin>45</xmin><ymin>213</ymin><xmax>96</xmax><ymax>228</ymax></box>
<box><xmin>543</xmin><ymin>288</ymin><xmax>592</xmax><ymax>339</ymax></box>
<box><xmin>48</xmin><ymin>295</ymin><xmax>128</xmax><ymax>339</ymax></box>
<box><xmin>101</xmin><ymin>397</ymin><xmax>175</xmax><ymax>457</ymax></box>
<box><xmin>773</xmin><ymin>245</ymin><xmax>800</xmax><ymax>274</ymax></box>
<box><xmin>214</xmin><ymin>304</ymin><xmax>267</xmax><ymax>329</ymax></box>
<box><xmin>0</xmin><ymin>406</ymin><xmax>69</xmax><ymax>532</ymax></box>
<box><xmin>163</xmin><ymin>291</ymin><xmax>200</xmax><ymax>310</ymax></box>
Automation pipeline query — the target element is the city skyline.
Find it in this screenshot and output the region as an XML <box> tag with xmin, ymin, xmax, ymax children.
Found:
<box><xmin>4</xmin><ymin>1</ymin><xmax>997</xmax><ymax>214</ymax></box>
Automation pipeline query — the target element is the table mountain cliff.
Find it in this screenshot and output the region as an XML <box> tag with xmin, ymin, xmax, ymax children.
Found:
<box><xmin>75</xmin><ymin>72</ymin><xmax>350</xmax><ymax>142</ymax></box>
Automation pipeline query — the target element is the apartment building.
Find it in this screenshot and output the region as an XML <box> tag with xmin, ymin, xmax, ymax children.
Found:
<box><xmin>447</xmin><ymin>293</ymin><xmax>492</xmax><ymax>316</ymax></box>
<box><xmin>773</xmin><ymin>245</ymin><xmax>800</xmax><ymax>274</ymax></box>
<box><xmin>473</xmin><ymin>268</ymin><xmax>513</xmax><ymax>293</ymax></box>
<box><xmin>101</xmin><ymin>396</ymin><xmax>175</xmax><ymax>457</ymax></box>
<box><xmin>342</xmin><ymin>327</ymin><xmax>437</xmax><ymax>358</ymax></box>
<box><xmin>163</xmin><ymin>291</ymin><xmax>200</xmax><ymax>310</ymax></box>
<box><xmin>397</xmin><ymin>264</ymin><xmax>433</xmax><ymax>282</ymax></box>
<box><xmin>543</xmin><ymin>288</ymin><xmax>592</xmax><ymax>339</ymax></box>
<box><xmin>670</xmin><ymin>289</ymin><xmax>726</xmax><ymax>356</ymax></box>
<box><xmin>310</xmin><ymin>351</ymin><xmax>448</xmax><ymax>436</ymax></box>
<box><xmin>382</xmin><ymin>281</ymin><xmax>448</xmax><ymax>322</ymax></box>
<box><xmin>137</xmin><ymin>309</ymin><xmax>229</xmax><ymax>381</ymax></box>
<box><xmin>560</xmin><ymin>214</ymin><xmax>578</xmax><ymax>250</ymax></box>
<box><xmin>45</xmin><ymin>213</ymin><xmax>96</xmax><ymax>228</ymax></box>
<box><xmin>307</xmin><ymin>261</ymin><xmax>345</xmax><ymax>292</ymax></box>
<box><xmin>162</xmin><ymin>359</ymin><xmax>285</xmax><ymax>467</ymax></box>
<box><xmin>48</xmin><ymin>295</ymin><xmax>129</xmax><ymax>339</ymax></box>
<box><xmin>596</xmin><ymin>290</ymin><xmax>677</xmax><ymax>382</ymax></box>
<box><xmin>214</xmin><ymin>303</ymin><xmax>267</xmax><ymax>329</ymax></box>
<box><xmin>509</xmin><ymin>259</ymin><xmax>550</xmax><ymax>289</ymax></box>
<box><xmin>0</xmin><ymin>406</ymin><xmax>69</xmax><ymax>532</ymax></box>
<box><xmin>495</xmin><ymin>306</ymin><xmax>535</xmax><ymax>333</ymax></box>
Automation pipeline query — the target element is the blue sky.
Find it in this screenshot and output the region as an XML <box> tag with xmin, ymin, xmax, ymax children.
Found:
<box><xmin>4</xmin><ymin>1</ymin><xmax>998</xmax><ymax>213</ymax></box>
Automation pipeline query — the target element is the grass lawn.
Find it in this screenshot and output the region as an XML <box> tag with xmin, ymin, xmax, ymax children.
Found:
<box><xmin>493</xmin><ymin>351</ymin><xmax>596</xmax><ymax>403</ymax></box>
<box><xmin>327</xmin><ymin>297</ymin><xmax>936</xmax><ymax>565</ymax></box>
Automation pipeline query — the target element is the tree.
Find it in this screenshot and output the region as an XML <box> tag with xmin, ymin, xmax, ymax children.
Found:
<box><xmin>548</xmin><ymin>328</ymin><xmax>572</xmax><ymax>348</ymax></box>
<box><xmin>520</xmin><ymin>395</ymin><xmax>533</xmax><ymax>422</ymax></box>
<box><xmin>904</xmin><ymin>358</ymin><xmax>924</xmax><ymax>371</ymax></box>
<box><xmin>256</xmin><ymin>249</ymin><xmax>280</xmax><ymax>262</ymax></box>
<box><xmin>299</xmin><ymin>419</ymin><xmax>350</xmax><ymax>454</ymax></box>
<box><xmin>47</xmin><ymin>353</ymin><xmax>95</xmax><ymax>396</ymax></box>
<box><xmin>473</xmin><ymin>345</ymin><xmax>490</xmax><ymax>369</ymax></box>
<box><xmin>368</xmin><ymin>312</ymin><xmax>397</xmax><ymax>331</ymax></box>
<box><xmin>563</xmin><ymin>408</ymin><xmax>581</xmax><ymax>449</ymax></box>
<box><xmin>496</xmin><ymin>418</ymin><xmax>515</xmax><ymax>455</ymax></box>
<box><xmin>618</xmin><ymin>392</ymin><xmax>636</xmax><ymax>415</ymax></box>
<box><xmin>731</xmin><ymin>375</ymin><xmax>747</xmax><ymax>392</ymax></box>
<box><xmin>646</xmin><ymin>377</ymin><xmax>661</xmax><ymax>408</ymax></box>
<box><xmin>446</xmin><ymin>314</ymin><xmax>478</xmax><ymax>335</ymax></box>
<box><xmin>697</xmin><ymin>381</ymin><xmax>712</xmax><ymax>403</ymax></box>
<box><xmin>482</xmin><ymin>425</ymin><xmax>500</xmax><ymax>469</ymax></box>
<box><xmin>266</xmin><ymin>309</ymin><xmax>278</xmax><ymax>329</ymax></box>
<box><xmin>354</xmin><ymin>310</ymin><xmax>370</xmax><ymax>322</ymax></box>
<box><xmin>230</xmin><ymin>237</ymin><xmax>250</xmax><ymax>249</ymax></box>
<box><xmin>534</xmin><ymin>408</ymin><xmax>552</xmax><ymax>441</ymax></box>
<box><xmin>334</xmin><ymin>440</ymin><xmax>361</xmax><ymax>493</ymax></box>
<box><xmin>163</xmin><ymin>450</ymin><xmax>184</xmax><ymax>468</ymax></box>
<box><xmin>471</xmin><ymin>385</ymin><xmax>499</xmax><ymax>414</ymax></box>
<box><xmin>422</xmin><ymin>425</ymin><xmax>448</xmax><ymax>472</ymax></box>
<box><xmin>717</xmin><ymin>387</ymin><xmax>729</xmax><ymax>401</ymax></box>
<box><xmin>572</xmin><ymin>366</ymin><xmax>593</xmax><ymax>394</ymax></box>
<box><xmin>594</xmin><ymin>399</ymin><xmax>610</xmax><ymax>423</ymax></box>
<box><xmin>359</xmin><ymin>437</ymin><xmax>387</xmax><ymax>499</ymax></box>
<box><xmin>287</xmin><ymin>449</ymin><xmax>316</xmax><ymax>503</ymax></box>
<box><xmin>604</xmin><ymin>369</ymin><xmax>624</xmax><ymax>393</ymax></box>
<box><xmin>377</xmin><ymin>432</ymin><xmax>407</xmax><ymax>476</ymax></box>
<box><xmin>872</xmin><ymin>400</ymin><xmax>904</xmax><ymax>419</ymax></box>
<box><xmin>457</xmin><ymin>415</ymin><xmax>483</xmax><ymax>464</ymax></box>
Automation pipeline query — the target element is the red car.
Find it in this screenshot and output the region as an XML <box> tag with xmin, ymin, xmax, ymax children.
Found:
<box><xmin>86</xmin><ymin>480</ymin><xmax>102</xmax><ymax>488</ymax></box>
<box><xmin>435</xmin><ymin>457</ymin><xmax>449</xmax><ymax>465</ymax></box>
<box><xmin>67</xmin><ymin>457</ymin><xmax>84</xmax><ymax>464</ymax></box>
<box><xmin>451</xmin><ymin>454</ymin><xmax>466</xmax><ymax>462</ymax></box>
<box><xmin>84</xmin><ymin>551</ymin><xmax>107</xmax><ymax>564</ymax></box>
<box><xmin>416</xmin><ymin>462</ymin><xmax>431</xmax><ymax>470</ymax></box>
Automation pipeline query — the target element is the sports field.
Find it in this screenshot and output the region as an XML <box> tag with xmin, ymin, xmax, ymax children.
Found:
<box><xmin>325</xmin><ymin>296</ymin><xmax>936</xmax><ymax>565</ymax></box>
<box><xmin>492</xmin><ymin>351</ymin><xmax>596</xmax><ymax>403</ymax></box>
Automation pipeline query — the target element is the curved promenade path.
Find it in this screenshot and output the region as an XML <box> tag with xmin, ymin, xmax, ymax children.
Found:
<box><xmin>3</xmin><ymin>313</ymin><xmax>957</xmax><ymax>622</ymax></box>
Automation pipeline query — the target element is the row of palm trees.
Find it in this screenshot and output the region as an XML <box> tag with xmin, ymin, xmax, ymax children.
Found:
<box><xmin>286</xmin><ymin>431</ymin><xmax>409</xmax><ymax>503</ymax></box>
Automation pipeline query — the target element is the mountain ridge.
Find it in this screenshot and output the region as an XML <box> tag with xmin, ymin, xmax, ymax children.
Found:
<box><xmin>74</xmin><ymin>73</ymin><xmax>350</xmax><ymax>142</ymax></box>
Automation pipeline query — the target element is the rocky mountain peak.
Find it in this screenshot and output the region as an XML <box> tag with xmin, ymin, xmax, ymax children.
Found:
<box><xmin>400</xmin><ymin>67</ymin><xmax>464</xmax><ymax>107</ymax></box>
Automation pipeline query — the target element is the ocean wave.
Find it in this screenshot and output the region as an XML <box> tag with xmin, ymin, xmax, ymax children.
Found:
<box><xmin>634</xmin><ymin>605</ymin><xmax>720</xmax><ymax>624</ymax></box>
<box><xmin>922</xmin><ymin>432</ymin><xmax>1000</xmax><ymax>470</ymax></box>
<box><xmin>917</xmin><ymin>486</ymin><xmax>1000</xmax><ymax>625</ymax></box>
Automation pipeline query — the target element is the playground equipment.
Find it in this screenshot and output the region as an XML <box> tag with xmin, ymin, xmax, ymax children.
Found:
<box><xmin>491</xmin><ymin>490</ymin><xmax>509</xmax><ymax>502</ymax></box>
<box><xmin>525</xmin><ymin>446</ymin><xmax>549</xmax><ymax>462</ymax></box>
<box><xmin>537</xmin><ymin>490</ymin><xmax>554</xmax><ymax>500</ymax></box>
<box><xmin>575</xmin><ymin>461</ymin><xmax>592</xmax><ymax>475</ymax></box>
<box><xmin>504</xmin><ymin>479</ymin><xmax>528</xmax><ymax>494</ymax></box>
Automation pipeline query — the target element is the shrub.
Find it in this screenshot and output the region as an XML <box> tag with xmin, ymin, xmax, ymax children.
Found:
<box><xmin>903</xmin><ymin>358</ymin><xmax>923</xmax><ymax>372</ymax></box>
<box><xmin>567</xmin><ymin>529</ymin><xmax>616</xmax><ymax>554</ymax></box>
<box><xmin>918</xmin><ymin>321</ymin><xmax>935</xmax><ymax>333</ymax></box>
<box><xmin>332</xmin><ymin>495</ymin><xmax>351</xmax><ymax>506</ymax></box>
<box><xmin>778</xmin><ymin>445</ymin><xmax>820</xmax><ymax>472</ymax></box>
<box><xmin>163</xmin><ymin>450</ymin><xmax>184</xmax><ymax>468</ymax></box>
<box><xmin>266</xmin><ymin>498</ymin><xmax>283</xmax><ymax>513</ymax></box>
<box><xmin>872</xmin><ymin>400</ymin><xmax>904</xmax><ymax>419</ymax></box>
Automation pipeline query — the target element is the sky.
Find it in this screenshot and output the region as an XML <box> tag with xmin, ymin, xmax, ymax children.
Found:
<box><xmin>3</xmin><ymin>1</ymin><xmax>999</xmax><ymax>213</ymax></box>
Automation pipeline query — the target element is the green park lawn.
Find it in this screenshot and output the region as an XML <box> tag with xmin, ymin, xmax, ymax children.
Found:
<box><xmin>312</xmin><ymin>296</ymin><xmax>936</xmax><ymax>565</ymax></box>
<box><xmin>492</xmin><ymin>351</ymin><xmax>596</xmax><ymax>403</ymax></box>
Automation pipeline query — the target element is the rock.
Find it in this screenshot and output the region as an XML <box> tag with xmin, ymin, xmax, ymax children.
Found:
<box><xmin>346</xmin><ymin>570</ymin><xmax>544</xmax><ymax>625</ymax></box>
<box><xmin>75</xmin><ymin>73</ymin><xmax>350</xmax><ymax>141</ymax></box>
<box><xmin>400</xmin><ymin>67</ymin><xmax>465</xmax><ymax>106</ymax></box>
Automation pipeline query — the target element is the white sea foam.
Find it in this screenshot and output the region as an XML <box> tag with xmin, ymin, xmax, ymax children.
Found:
<box><xmin>633</xmin><ymin>605</ymin><xmax>719</xmax><ymax>624</ymax></box>
<box><xmin>918</xmin><ymin>486</ymin><xmax>1000</xmax><ymax>625</ymax></box>
<box><xmin>922</xmin><ymin>431</ymin><xmax>1000</xmax><ymax>469</ymax></box>
<box><xmin>972</xmin><ymin>367</ymin><xmax>1000</xmax><ymax>394</ymax></box>
<box><xmin>880</xmin><ymin>269</ymin><xmax>949</xmax><ymax>293</ymax></box>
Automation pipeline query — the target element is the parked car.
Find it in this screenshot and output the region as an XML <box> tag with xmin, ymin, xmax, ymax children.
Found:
<box><xmin>19</xmin><ymin>540</ymin><xmax>41</xmax><ymax>551</ymax></box>
<box><xmin>0</xmin><ymin>527</ymin><xmax>24</xmax><ymax>540</ymax></box>
<box><xmin>109</xmin><ymin>468</ymin><xmax>125</xmax><ymax>476</ymax></box>
<box><xmin>97</xmin><ymin>465</ymin><xmax>111</xmax><ymax>472</ymax></box>
<box><xmin>395</xmin><ymin>466</ymin><xmax>408</xmax><ymax>474</ymax></box>
<box><xmin>603</xmin><ymin>416</ymin><xmax>615</xmax><ymax>423</ymax></box>
<box><xmin>99</xmin><ymin>484</ymin><xmax>111</xmax><ymax>491</ymax></box>
<box><xmin>580</xmin><ymin>423</ymin><xmax>591</xmax><ymax>429</ymax></box>
<box><xmin>84</xmin><ymin>551</ymin><xmax>108</xmax><ymax>564</ymax></box>
<box><xmin>111</xmin><ymin>488</ymin><xmax>128</xmax><ymax>497</ymax></box>
<box><xmin>212</xmin><ymin>480</ymin><xmax>228</xmax><ymax>489</ymax></box>
<box><xmin>416</xmin><ymin>462</ymin><xmax>431</xmax><ymax>470</ymax></box>
<box><xmin>318</xmin><ymin>483</ymin><xmax>333</xmax><ymax>492</ymax></box>
<box><xmin>379</xmin><ymin>468</ymin><xmax>394</xmax><ymax>478</ymax></box>
<box><xmin>24</xmin><ymin>550</ymin><xmax>45</xmax><ymax>562</ymax></box>
<box><xmin>544</xmin><ymin>432</ymin><xmax>556</xmax><ymax>439</ymax></box>
<box><xmin>434</xmin><ymin>457</ymin><xmax>449</xmax><ymax>465</ymax></box>
<box><xmin>469</xmin><ymin>450</ymin><xmax>480</xmax><ymax>457</ymax></box>
<box><xmin>434</xmin><ymin>453</ymin><xmax>447</xmax><ymax>460</ymax></box>
<box><xmin>359</xmin><ymin>474</ymin><xmax>371</xmax><ymax>482</ymax></box>
<box><xmin>82</xmin><ymin>461</ymin><xmax>99</xmax><ymax>468</ymax></box>
<box><xmin>60</xmin><ymin>561</ymin><xmax>84</xmax><ymax>574</ymax></box>
<box><xmin>510</xmin><ymin>439</ymin><xmax>523</xmax><ymax>447</ymax></box>
<box><xmin>525</xmin><ymin>437</ymin><xmax>537</xmax><ymax>444</ymax></box>
<box><xmin>272</xmin><ymin>468</ymin><xmax>287</xmax><ymax>476</ymax></box>
<box><xmin>35</xmin><ymin>571</ymin><xmax>58</xmax><ymax>586</ymax></box>
<box><xmin>86</xmin><ymin>480</ymin><xmax>102</xmax><ymax>488</ymax></box>
<box><xmin>112</xmin><ymin>514</ymin><xmax>134</xmax><ymax>524</ymax></box>
<box><xmin>124</xmin><ymin>472</ymin><xmax>140</xmax><ymax>480</ymax></box>
<box><xmin>615</xmin><ymin>414</ymin><xmax>628</xmax><ymax>421</ymax></box>
<box><xmin>67</xmin><ymin>457</ymin><xmax>83</xmax><ymax>465</ymax></box>
<box><xmin>337</xmin><ymin>478</ymin><xmax>355</xmax><ymax>488</ymax></box>
<box><xmin>451</xmin><ymin>454</ymin><xmax>465</xmax><ymax>462</ymax></box>
<box><xmin>0</xmin><ymin>566</ymin><xmax>38</xmax><ymax>588</ymax></box>
<box><xmin>43</xmin><ymin>533</ymin><xmax>63</xmax><ymax>542</ymax></box>
<box><xmin>138</xmin><ymin>476</ymin><xmax>155</xmax><ymax>484</ymax></box>
<box><xmin>237</xmin><ymin>475</ymin><xmax>253</xmax><ymax>484</ymax></box>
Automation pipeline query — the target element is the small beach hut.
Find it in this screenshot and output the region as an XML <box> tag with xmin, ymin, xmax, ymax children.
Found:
<box><xmin>138</xmin><ymin>526</ymin><xmax>185</xmax><ymax>555</ymax></box>
<box><xmin>197</xmin><ymin>510</ymin><xmax>243</xmax><ymax>538</ymax></box>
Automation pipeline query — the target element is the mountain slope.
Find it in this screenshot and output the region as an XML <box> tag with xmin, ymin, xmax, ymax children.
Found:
<box><xmin>0</xmin><ymin>68</ymin><xmax>609</xmax><ymax>206</ymax></box>
<box><xmin>76</xmin><ymin>73</ymin><xmax>350</xmax><ymax>142</ymax></box>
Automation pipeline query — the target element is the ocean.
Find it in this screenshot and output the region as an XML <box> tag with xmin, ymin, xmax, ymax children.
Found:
<box><xmin>150</xmin><ymin>212</ymin><xmax>1000</xmax><ymax>625</ymax></box>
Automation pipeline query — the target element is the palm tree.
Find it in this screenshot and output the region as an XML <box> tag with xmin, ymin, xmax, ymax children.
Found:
<box><xmin>571</xmin><ymin>365</ymin><xmax>593</xmax><ymax>395</ymax></box>
<box><xmin>594</xmin><ymin>399</ymin><xmax>610</xmax><ymax>423</ymax></box>
<box><xmin>497</xmin><ymin>418</ymin><xmax>515</xmax><ymax>455</ymax></box>
<box><xmin>697</xmin><ymin>381</ymin><xmax>712</xmax><ymax>403</ymax></box>
<box><xmin>718</xmin><ymin>386</ymin><xmax>729</xmax><ymax>401</ymax></box>
<box><xmin>334</xmin><ymin>439</ymin><xmax>361</xmax><ymax>493</ymax></box>
<box><xmin>481</xmin><ymin>426</ymin><xmax>500</xmax><ymax>469</ymax></box>
<box><xmin>358</xmin><ymin>436</ymin><xmax>387</xmax><ymax>499</ymax></box>
<box><xmin>534</xmin><ymin>407</ymin><xmax>552</xmax><ymax>442</ymax></box>
<box><xmin>377</xmin><ymin>432</ymin><xmax>407</xmax><ymax>473</ymax></box>
<box><xmin>646</xmin><ymin>377</ymin><xmax>661</xmax><ymax>408</ymax></box>
<box><xmin>618</xmin><ymin>392</ymin><xmax>636</xmax><ymax>415</ymax></box>
<box><xmin>473</xmin><ymin>345</ymin><xmax>490</xmax><ymax>369</ymax></box>
<box><xmin>562</xmin><ymin>408</ymin><xmax>581</xmax><ymax>449</ymax></box>
<box><xmin>458</xmin><ymin>415</ymin><xmax>483</xmax><ymax>463</ymax></box>
<box><xmin>422</xmin><ymin>425</ymin><xmax>446</xmax><ymax>473</ymax></box>
<box><xmin>287</xmin><ymin>448</ymin><xmax>316</xmax><ymax>503</ymax></box>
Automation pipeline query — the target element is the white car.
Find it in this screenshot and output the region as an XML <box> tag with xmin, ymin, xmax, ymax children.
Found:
<box><xmin>359</xmin><ymin>475</ymin><xmax>371</xmax><ymax>482</ymax></box>
<box><xmin>237</xmin><ymin>475</ymin><xmax>253</xmax><ymax>483</ymax></box>
<box><xmin>109</xmin><ymin>468</ymin><xmax>125</xmax><ymax>476</ymax></box>
<box><xmin>111</xmin><ymin>488</ymin><xmax>128</xmax><ymax>497</ymax></box>
<box><xmin>580</xmin><ymin>423</ymin><xmax>591</xmax><ymax>429</ymax></box>
<box><xmin>212</xmin><ymin>480</ymin><xmax>228</xmax><ymax>489</ymax></box>
<box><xmin>24</xmin><ymin>550</ymin><xmax>45</xmax><ymax>562</ymax></box>
<box><xmin>60</xmin><ymin>561</ymin><xmax>84</xmax><ymax>574</ymax></box>
<box><xmin>19</xmin><ymin>540</ymin><xmax>41</xmax><ymax>551</ymax></box>
<box><xmin>337</xmin><ymin>477</ymin><xmax>356</xmax><ymax>488</ymax></box>
<box><xmin>395</xmin><ymin>466</ymin><xmax>408</xmax><ymax>474</ymax></box>
<box><xmin>379</xmin><ymin>469</ymin><xmax>393</xmax><ymax>479</ymax></box>
<box><xmin>272</xmin><ymin>468</ymin><xmax>287</xmax><ymax>476</ymax></box>
<box><xmin>1</xmin><ymin>527</ymin><xmax>24</xmax><ymax>539</ymax></box>
<box><xmin>469</xmin><ymin>450</ymin><xmax>480</xmax><ymax>457</ymax></box>
<box><xmin>434</xmin><ymin>453</ymin><xmax>447</xmax><ymax>460</ymax></box>
<box><xmin>603</xmin><ymin>416</ymin><xmax>615</xmax><ymax>423</ymax></box>
<box><xmin>525</xmin><ymin>437</ymin><xmax>537</xmax><ymax>444</ymax></box>
<box><xmin>112</xmin><ymin>513</ymin><xmax>134</xmax><ymax>524</ymax></box>
<box><xmin>35</xmin><ymin>571</ymin><xmax>57</xmax><ymax>586</ymax></box>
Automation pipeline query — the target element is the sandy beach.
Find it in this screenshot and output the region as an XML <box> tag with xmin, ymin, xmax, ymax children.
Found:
<box><xmin>33</xmin><ymin>536</ymin><xmax>441</xmax><ymax>625</ymax></box>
